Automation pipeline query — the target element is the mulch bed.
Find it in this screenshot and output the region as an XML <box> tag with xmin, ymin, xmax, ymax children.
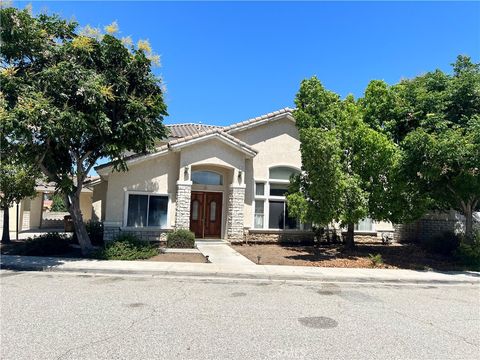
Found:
<box><xmin>147</xmin><ymin>253</ymin><xmax>207</xmax><ymax>263</ymax></box>
<box><xmin>232</xmin><ymin>242</ymin><xmax>465</xmax><ymax>270</ymax></box>
<box><xmin>1</xmin><ymin>241</ymin><xmax>206</xmax><ymax>263</ymax></box>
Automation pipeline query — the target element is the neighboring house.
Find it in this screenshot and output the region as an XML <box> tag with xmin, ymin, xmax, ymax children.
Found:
<box><xmin>94</xmin><ymin>108</ymin><xmax>393</xmax><ymax>243</ymax></box>
<box><xmin>0</xmin><ymin>180</ymin><xmax>94</xmax><ymax>232</ymax></box>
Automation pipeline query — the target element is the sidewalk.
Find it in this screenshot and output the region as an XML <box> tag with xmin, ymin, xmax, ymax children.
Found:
<box><xmin>195</xmin><ymin>240</ymin><xmax>255</xmax><ymax>265</ymax></box>
<box><xmin>1</xmin><ymin>255</ymin><xmax>479</xmax><ymax>285</ymax></box>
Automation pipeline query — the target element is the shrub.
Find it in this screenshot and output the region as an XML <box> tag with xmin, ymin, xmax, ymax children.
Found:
<box><xmin>94</xmin><ymin>233</ymin><xmax>159</xmax><ymax>260</ymax></box>
<box><xmin>166</xmin><ymin>229</ymin><xmax>195</xmax><ymax>248</ymax></box>
<box><xmin>18</xmin><ymin>233</ymin><xmax>71</xmax><ymax>256</ymax></box>
<box><xmin>420</xmin><ymin>231</ymin><xmax>460</xmax><ymax>256</ymax></box>
<box><xmin>85</xmin><ymin>220</ymin><xmax>104</xmax><ymax>245</ymax></box>
<box><xmin>455</xmin><ymin>232</ymin><xmax>480</xmax><ymax>270</ymax></box>
<box><xmin>368</xmin><ymin>253</ymin><xmax>384</xmax><ymax>267</ymax></box>
<box><xmin>72</xmin><ymin>220</ymin><xmax>104</xmax><ymax>246</ymax></box>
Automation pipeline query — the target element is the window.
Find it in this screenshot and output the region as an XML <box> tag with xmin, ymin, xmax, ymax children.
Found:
<box><xmin>255</xmin><ymin>183</ymin><xmax>265</xmax><ymax>196</ymax></box>
<box><xmin>355</xmin><ymin>218</ymin><xmax>373</xmax><ymax>232</ymax></box>
<box><xmin>254</xmin><ymin>200</ymin><xmax>264</xmax><ymax>229</ymax></box>
<box><xmin>254</xmin><ymin>166</ymin><xmax>303</xmax><ymax>230</ymax></box>
<box><xmin>127</xmin><ymin>194</ymin><xmax>168</xmax><ymax>228</ymax></box>
<box><xmin>269</xmin><ymin>166</ymin><xmax>297</xmax><ymax>180</ymax></box>
<box><xmin>192</xmin><ymin>171</ymin><xmax>223</xmax><ymax>185</ymax></box>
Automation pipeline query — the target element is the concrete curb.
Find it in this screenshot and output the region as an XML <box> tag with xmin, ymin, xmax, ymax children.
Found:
<box><xmin>1</xmin><ymin>255</ymin><xmax>479</xmax><ymax>285</ymax></box>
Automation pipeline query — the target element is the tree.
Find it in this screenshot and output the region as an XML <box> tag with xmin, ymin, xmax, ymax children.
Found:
<box><xmin>0</xmin><ymin>158</ymin><xmax>38</xmax><ymax>243</ymax></box>
<box><xmin>50</xmin><ymin>193</ymin><xmax>67</xmax><ymax>212</ymax></box>
<box><xmin>1</xmin><ymin>7</ymin><xmax>168</xmax><ymax>254</ymax></box>
<box><xmin>288</xmin><ymin>77</ymin><xmax>398</xmax><ymax>248</ymax></box>
<box><xmin>362</xmin><ymin>56</ymin><xmax>480</xmax><ymax>239</ymax></box>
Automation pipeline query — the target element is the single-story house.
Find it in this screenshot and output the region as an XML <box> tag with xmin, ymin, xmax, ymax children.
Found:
<box><xmin>0</xmin><ymin>181</ymin><xmax>94</xmax><ymax>233</ymax></box>
<box><xmin>94</xmin><ymin>108</ymin><xmax>394</xmax><ymax>243</ymax></box>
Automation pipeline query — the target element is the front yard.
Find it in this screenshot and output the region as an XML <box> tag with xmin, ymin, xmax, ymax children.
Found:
<box><xmin>232</xmin><ymin>239</ymin><xmax>471</xmax><ymax>271</ymax></box>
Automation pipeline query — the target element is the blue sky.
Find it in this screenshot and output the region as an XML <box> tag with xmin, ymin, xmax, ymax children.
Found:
<box><xmin>20</xmin><ymin>1</ymin><xmax>479</xmax><ymax>127</ymax></box>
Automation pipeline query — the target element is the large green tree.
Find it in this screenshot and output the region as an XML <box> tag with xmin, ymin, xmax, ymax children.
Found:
<box><xmin>1</xmin><ymin>7</ymin><xmax>168</xmax><ymax>254</ymax></box>
<box><xmin>288</xmin><ymin>77</ymin><xmax>398</xmax><ymax>248</ymax></box>
<box><xmin>361</xmin><ymin>56</ymin><xmax>480</xmax><ymax>239</ymax></box>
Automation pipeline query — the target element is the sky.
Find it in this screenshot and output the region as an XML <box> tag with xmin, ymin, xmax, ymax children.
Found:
<box><xmin>18</xmin><ymin>1</ymin><xmax>479</xmax><ymax>126</ymax></box>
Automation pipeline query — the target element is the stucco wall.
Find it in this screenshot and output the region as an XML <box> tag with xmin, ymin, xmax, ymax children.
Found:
<box><xmin>80</xmin><ymin>192</ymin><xmax>93</xmax><ymax>221</ymax></box>
<box><xmin>104</xmin><ymin>152</ymin><xmax>180</xmax><ymax>227</ymax></box>
<box><xmin>29</xmin><ymin>193</ymin><xmax>43</xmax><ymax>229</ymax></box>
<box><xmin>233</xmin><ymin>118</ymin><xmax>302</xmax><ymax>228</ymax></box>
<box><xmin>180</xmin><ymin>138</ymin><xmax>247</xmax><ymax>172</ymax></box>
<box><xmin>92</xmin><ymin>181</ymin><xmax>108</xmax><ymax>221</ymax></box>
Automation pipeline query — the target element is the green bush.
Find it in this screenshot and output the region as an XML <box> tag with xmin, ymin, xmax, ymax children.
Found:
<box><xmin>166</xmin><ymin>229</ymin><xmax>195</xmax><ymax>248</ymax></box>
<box><xmin>420</xmin><ymin>231</ymin><xmax>460</xmax><ymax>256</ymax></box>
<box><xmin>85</xmin><ymin>220</ymin><xmax>104</xmax><ymax>245</ymax></box>
<box><xmin>368</xmin><ymin>253</ymin><xmax>384</xmax><ymax>267</ymax></box>
<box><xmin>455</xmin><ymin>232</ymin><xmax>480</xmax><ymax>270</ymax></box>
<box><xmin>72</xmin><ymin>220</ymin><xmax>104</xmax><ymax>246</ymax></box>
<box><xmin>50</xmin><ymin>193</ymin><xmax>67</xmax><ymax>212</ymax></box>
<box><xmin>94</xmin><ymin>233</ymin><xmax>159</xmax><ymax>260</ymax></box>
<box><xmin>18</xmin><ymin>233</ymin><xmax>71</xmax><ymax>256</ymax></box>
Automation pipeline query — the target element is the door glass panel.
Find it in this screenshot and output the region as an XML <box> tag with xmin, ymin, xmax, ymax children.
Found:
<box><xmin>210</xmin><ymin>201</ymin><xmax>216</xmax><ymax>221</ymax></box>
<box><xmin>192</xmin><ymin>200</ymin><xmax>199</xmax><ymax>221</ymax></box>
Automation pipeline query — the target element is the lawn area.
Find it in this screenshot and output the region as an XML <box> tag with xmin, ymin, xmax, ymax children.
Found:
<box><xmin>232</xmin><ymin>239</ymin><xmax>468</xmax><ymax>271</ymax></box>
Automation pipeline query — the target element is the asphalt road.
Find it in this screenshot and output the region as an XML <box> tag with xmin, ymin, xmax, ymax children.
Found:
<box><xmin>1</xmin><ymin>271</ymin><xmax>479</xmax><ymax>360</ymax></box>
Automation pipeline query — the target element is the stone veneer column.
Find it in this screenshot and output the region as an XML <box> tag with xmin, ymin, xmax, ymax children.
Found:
<box><xmin>175</xmin><ymin>181</ymin><xmax>192</xmax><ymax>229</ymax></box>
<box><xmin>226</xmin><ymin>185</ymin><xmax>245</xmax><ymax>242</ymax></box>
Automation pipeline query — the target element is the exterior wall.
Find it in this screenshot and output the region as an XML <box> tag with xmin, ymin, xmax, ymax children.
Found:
<box><xmin>29</xmin><ymin>193</ymin><xmax>43</xmax><ymax>229</ymax></box>
<box><xmin>174</xmin><ymin>181</ymin><xmax>192</xmax><ymax>229</ymax></box>
<box><xmin>92</xmin><ymin>181</ymin><xmax>108</xmax><ymax>221</ymax></box>
<box><xmin>104</xmin><ymin>151</ymin><xmax>180</xmax><ymax>227</ymax></box>
<box><xmin>242</xmin><ymin>230</ymin><xmax>315</xmax><ymax>245</ymax></box>
<box><xmin>394</xmin><ymin>211</ymin><xmax>463</xmax><ymax>243</ymax></box>
<box><xmin>80</xmin><ymin>192</ymin><xmax>93</xmax><ymax>221</ymax></box>
<box><xmin>226</xmin><ymin>185</ymin><xmax>246</xmax><ymax>241</ymax></box>
<box><xmin>233</xmin><ymin>118</ymin><xmax>302</xmax><ymax>229</ymax></box>
<box><xmin>179</xmin><ymin>138</ymin><xmax>247</xmax><ymax>171</ymax></box>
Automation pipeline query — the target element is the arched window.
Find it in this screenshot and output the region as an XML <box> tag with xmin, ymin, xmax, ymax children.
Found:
<box><xmin>269</xmin><ymin>166</ymin><xmax>299</xmax><ymax>181</ymax></box>
<box><xmin>192</xmin><ymin>171</ymin><xmax>223</xmax><ymax>186</ymax></box>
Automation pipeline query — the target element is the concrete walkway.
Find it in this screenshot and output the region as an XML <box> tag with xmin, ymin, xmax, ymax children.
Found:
<box><xmin>1</xmin><ymin>255</ymin><xmax>479</xmax><ymax>285</ymax></box>
<box><xmin>195</xmin><ymin>240</ymin><xmax>254</xmax><ymax>265</ymax></box>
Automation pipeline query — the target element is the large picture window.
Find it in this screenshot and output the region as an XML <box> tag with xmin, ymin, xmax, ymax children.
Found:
<box><xmin>127</xmin><ymin>194</ymin><xmax>168</xmax><ymax>228</ymax></box>
<box><xmin>254</xmin><ymin>167</ymin><xmax>303</xmax><ymax>230</ymax></box>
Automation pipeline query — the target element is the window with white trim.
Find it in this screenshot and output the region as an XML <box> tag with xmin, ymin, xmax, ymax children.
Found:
<box><xmin>192</xmin><ymin>171</ymin><xmax>223</xmax><ymax>185</ymax></box>
<box><xmin>253</xmin><ymin>167</ymin><xmax>305</xmax><ymax>230</ymax></box>
<box><xmin>355</xmin><ymin>218</ymin><xmax>373</xmax><ymax>232</ymax></box>
<box><xmin>127</xmin><ymin>194</ymin><xmax>168</xmax><ymax>228</ymax></box>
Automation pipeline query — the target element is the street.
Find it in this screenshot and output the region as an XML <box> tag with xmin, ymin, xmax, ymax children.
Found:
<box><xmin>1</xmin><ymin>271</ymin><xmax>479</xmax><ymax>360</ymax></box>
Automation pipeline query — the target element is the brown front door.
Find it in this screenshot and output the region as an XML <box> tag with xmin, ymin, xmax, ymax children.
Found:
<box><xmin>190</xmin><ymin>192</ymin><xmax>222</xmax><ymax>238</ymax></box>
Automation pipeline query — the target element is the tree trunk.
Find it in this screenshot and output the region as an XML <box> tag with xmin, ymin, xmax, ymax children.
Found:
<box><xmin>67</xmin><ymin>193</ymin><xmax>93</xmax><ymax>255</ymax></box>
<box><xmin>1</xmin><ymin>204</ymin><xmax>10</xmax><ymax>244</ymax></box>
<box><xmin>464</xmin><ymin>202</ymin><xmax>473</xmax><ymax>243</ymax></box>
<box><xmin>344</xmin><ymin>223</ymin><xmax>355</xmax><ymax>249</ymax></box>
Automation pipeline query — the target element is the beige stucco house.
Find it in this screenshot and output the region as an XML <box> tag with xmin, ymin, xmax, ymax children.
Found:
<box><xmin>94</xmin><ymin>108</ymin><xmax>393</xmax><ymax>243</ymax></box>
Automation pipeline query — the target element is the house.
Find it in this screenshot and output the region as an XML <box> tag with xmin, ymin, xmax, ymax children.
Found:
<box><xmin>0</xmin><ymin>180</ymin><xmax>94</xmax><ymax>233</ymax></box>
<box><xmin>94</xmin><ymin>108</ymin><xmax>394</xmax><ymax>243</ymax></box>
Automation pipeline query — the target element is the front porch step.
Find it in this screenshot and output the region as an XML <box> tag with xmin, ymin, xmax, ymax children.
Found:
<box><xmin>195</xmin><ymin>239</ymin><xmax>229</xmax><ymax>245</ymax></box>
